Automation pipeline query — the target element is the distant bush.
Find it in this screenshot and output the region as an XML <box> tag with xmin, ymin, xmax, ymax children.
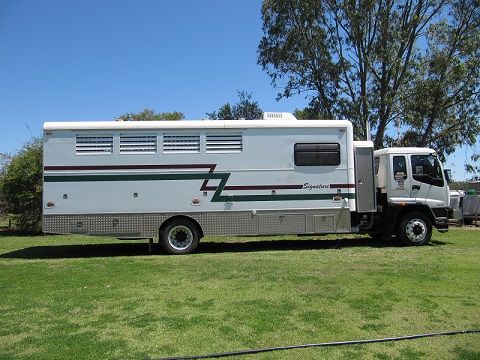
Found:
<box><xmin>449</xmin><ymin>181</ymin><xmax>470</xmax><ymax>190</ymax></box>
<box><xmin>0</xmin><ymin>138</ymin><xmax>43</xmax><ymax>233</ymax></box>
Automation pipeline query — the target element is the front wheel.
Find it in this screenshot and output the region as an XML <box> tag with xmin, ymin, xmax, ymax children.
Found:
<box><xmin>397</xmin><ymin>212</ymin><xmax>432</xmax><ymax>246</ymax></box>
<box><xmin>160</xmin><ymin>218</ymin><xmax>200</xmax><ymax>255</ymax></box>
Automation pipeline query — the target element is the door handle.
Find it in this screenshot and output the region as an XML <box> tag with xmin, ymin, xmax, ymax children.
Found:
<box><xmin>412</xmin><ymin>185</ymin><xmax>421</xmax><ymax>190</ymax></box>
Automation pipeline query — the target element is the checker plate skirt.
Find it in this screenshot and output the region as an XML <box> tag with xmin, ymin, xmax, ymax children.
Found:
<box><xmin>43</xmin><ymin>208</ymin><xmax>351</xmax><ymax>237</ymax></box>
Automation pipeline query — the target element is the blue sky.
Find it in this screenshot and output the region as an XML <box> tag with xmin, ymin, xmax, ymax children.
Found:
<box><xmin>0</xmin><ymin>0</ymin><xmax>476</xmax><ymax>180</ymax></box>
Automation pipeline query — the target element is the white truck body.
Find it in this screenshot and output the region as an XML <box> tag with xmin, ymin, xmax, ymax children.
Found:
<box><xmin>43</xmin><ymin>115</ymin><xmax>449</xmax><ymax>253</ymax></box>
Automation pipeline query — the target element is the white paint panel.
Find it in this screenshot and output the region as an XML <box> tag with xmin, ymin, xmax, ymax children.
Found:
<box><xmin>44</xmin><ymin>123</ymin><xmax>356</xmax><ymax>215</ymax></box>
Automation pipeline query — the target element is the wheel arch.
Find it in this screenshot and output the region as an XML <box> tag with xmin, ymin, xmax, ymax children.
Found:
<box><xmin>159</xmin><ymin>215</ymin><xmax>204</xmax><ymax>239</ymax></box>
<box><xmin>394</xmin><ymin>204</ymin><xmax>435</xmax><ymax>232</ymax></box>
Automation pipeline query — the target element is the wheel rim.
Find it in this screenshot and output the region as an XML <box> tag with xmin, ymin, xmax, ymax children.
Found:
<box><xmin>405</xmin><ymin>218</ymin><xmax>427</xmax><ymax>242</ymax></box>
<box><xmin>167</xmin><ymin>225</ymin><xmax>194</xmax><ymax>250</ymax></box>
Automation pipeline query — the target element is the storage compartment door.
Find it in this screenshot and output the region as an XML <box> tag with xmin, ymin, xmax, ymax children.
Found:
<box><xmin>355</xmin><ymin>147</ymin><xmax>376</xmax><ymax>212</ymax></box>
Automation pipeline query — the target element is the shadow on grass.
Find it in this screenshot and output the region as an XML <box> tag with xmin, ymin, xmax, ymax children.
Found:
<box><xmin>198</xmin><ymin>237</ymin><xmax>449</xmax><ymax>254</ymax></box>
<box><xmin>0</xmin><ymin>236</ymin><xmax>448</xmax><ymax>259</ymax></box>
<box><xmin>0</xmin><ymin>228</ymin><xmax>41</xmax><ymax>236</ymax></box>
<box><xmin>0</xmin><ymin>242</ymin><xmax>152</xmax><ymax>259</ymax></box>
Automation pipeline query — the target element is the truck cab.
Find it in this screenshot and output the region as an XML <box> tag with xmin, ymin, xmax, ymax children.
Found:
<box><xmin>373</xmin><ymin>148</ymin><xmax>450</xmax><ymax>244</ymax></box>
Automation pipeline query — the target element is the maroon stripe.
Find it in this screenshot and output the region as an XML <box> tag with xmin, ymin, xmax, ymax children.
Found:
<box><xmin>224</xmin><ymin>184</ymin><xmax>303</xmax><ymax>190</ymax></box>
<box><xmin>330</xmin><ymin>183</ymin><xmax>355</xmax><ymax>188</ymax></box>
<box><xmin>203</xmin><ymin>183</ymin><xmax>354</xmax><ymax>192</ymax></box>
<box><xmin>201</xmin><ymin>184</ymin><xmax>305</xmax><ymax>192</ymax></box>
<box><xmin>45</xmin><ymin>164</ymin><xmax>216</xmax><ymax>172</ymax></box>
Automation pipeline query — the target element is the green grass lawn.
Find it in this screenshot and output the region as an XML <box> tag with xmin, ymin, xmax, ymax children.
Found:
<box><xmin>0</xmin><ymin>229</ymin><xmax>479</xmax><ymax>359</ymax></box>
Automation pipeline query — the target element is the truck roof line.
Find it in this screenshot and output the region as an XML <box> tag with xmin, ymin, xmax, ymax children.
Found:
<box><xmin>43</xmin><ymin>119</ymin><xmax>353</xmax><ymax>131</ymax></box>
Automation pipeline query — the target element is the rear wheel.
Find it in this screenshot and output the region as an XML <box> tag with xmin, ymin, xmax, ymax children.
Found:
<box><xmin>160</xmin><ymin>218</ymin><xmax>200</xmax><ymax>255</ymax></box>
<box><xmin>397</xmin><ymin>212</ymin><xmax>432</xmax><ymax>246</ymax></box>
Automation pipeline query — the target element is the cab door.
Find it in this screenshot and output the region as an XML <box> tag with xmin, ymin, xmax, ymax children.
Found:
<box><xmin>389</xmin><ymin>155</ymin><xmax>411</xmax><ymax>200</ymax></box>
<box><xmin>409</xmin><ymin>154</ymin><xmax>448</xmax><ymax>208</ymax></box>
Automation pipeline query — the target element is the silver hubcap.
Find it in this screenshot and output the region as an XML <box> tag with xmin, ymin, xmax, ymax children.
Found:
<box><xmin>167</xmin><ymin>225</ymin><xmax>193</xmax><ymax>250</ymax></box>
<box><xmin>405</xmin><ymin>219</ymin><xmax>427</xmax><ymax>242</ymax></box>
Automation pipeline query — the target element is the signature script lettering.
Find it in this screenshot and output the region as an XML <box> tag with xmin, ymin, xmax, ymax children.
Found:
<box><xmin>303</xmin><ymin>183</ymin><xmax>330</xmax><ymax>190</ymax></box>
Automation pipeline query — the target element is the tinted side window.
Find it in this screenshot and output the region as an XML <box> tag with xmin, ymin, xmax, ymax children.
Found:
<box><xmin>393</xmin><ymin>156</ymin><xmax>407</xmax><ymax>179</ymax></box>
<box><xmin>294</xmin><ymin>143</ymin><xmax>340</xmax><ymax>166</ymax></box>
<box><xmin>411</xmin><ymin>154</ymin><xmax>444</xmax><ymax>187</ymax></box>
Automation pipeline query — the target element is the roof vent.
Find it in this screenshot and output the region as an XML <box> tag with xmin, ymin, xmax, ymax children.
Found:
<box><xmin>262</xmin><ymin>112</ymin><xmax>297</xmax><ymax>120</ymax></box>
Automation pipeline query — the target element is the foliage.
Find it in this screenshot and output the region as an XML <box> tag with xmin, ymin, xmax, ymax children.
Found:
<box><xmin>258</xmin><ymin>0</ymin><xmax>479</xmax><ymax>168</ymax></box>
<box><xmin>466</xmin><ymin>151</ymin><xmax>480</xmax><ymax>176</ymax></box>
<box><xmin>207</xmin><ymin>91</ymin><xmax>263</xmax><ymax>120</ymax></box>
<box><xmin>0</xmin><ymin>152</ymin><xmax>12</xmax><ymax>218</ymax></box>
<box><xmin>0</xmin><ymin>230</ymin><xmax>479</xmax><ymax>359</ymax></box>
<box><xmin>293</xmin><ymin>107</ymin><xmax>324</xmax><ymax>120</ymax></box>
<box><xmin>0</xmin><ymin>138</ymin><xmax>43</xmax><ymax>232</ymax></box>
<box><xmin>258</xmin><ymin>1</ymin><xmax>340</xmax><ymax>120</ymax></box>
<box><xmin>449</xmin><ymin>181</ymin><xmax>470</xmax><ymax>190</ymax></box>
<box><xmin>0</xmin><ymin>153</ymin><xmax>12</xmax><ymax>177</ymax></box>
<box><xmin>397</xmin><ymin>0</ymin><xmax>480</xmax><ymax>163</ymax></box>
<box><xmin>117</xmin><ymin>108</ymin><xmax>184</xmax><ymax>121</ymax></box>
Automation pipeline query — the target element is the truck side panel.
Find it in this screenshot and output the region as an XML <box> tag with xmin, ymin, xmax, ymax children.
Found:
<box><xmin>43</xmin><ymin>123</ymin><xmax>356</xmax><ymax>237</ymax></box>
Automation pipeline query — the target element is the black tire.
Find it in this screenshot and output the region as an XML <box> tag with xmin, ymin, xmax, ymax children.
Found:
<box><xmin>160</xmin><ymin>218</ymin><xmax>200</xmax><ymax>255</ymax></box>
<box><xmin>397</xmin><ymin>212</ymin><xmax>432</xmax><ymax>246</ymax></box>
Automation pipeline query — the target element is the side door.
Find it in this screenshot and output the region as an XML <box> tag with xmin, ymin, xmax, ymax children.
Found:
<box><xmin>389</xmin><ymin>155</ymin><xmax>411</xmax><ymax>200</ymax></box>
<box><xmin>409</xmin><ymin>154</ymin><xmax>447</xmax><ymax>207</ymax></box>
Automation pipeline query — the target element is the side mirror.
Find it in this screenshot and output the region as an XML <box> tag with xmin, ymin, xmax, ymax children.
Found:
<box><xmin>444</xmin><ymin>169</ymin><xmax>451</xmax><ymax>183</ymax></box>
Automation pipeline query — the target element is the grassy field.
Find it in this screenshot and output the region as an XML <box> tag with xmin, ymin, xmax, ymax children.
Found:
<box><xmin>0</xmin><ymin>228</ymin><xmax>479</xmax><ymax>359</ymax></box>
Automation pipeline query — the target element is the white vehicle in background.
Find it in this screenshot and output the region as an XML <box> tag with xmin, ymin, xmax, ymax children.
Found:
<box><xmin>450</xmin><ymin>182</ymin><xmax>480</xmax><ymax>225</ymax></box>
<box><xmin>43</xmin><ymin>112</ymin><xmax>450</xmax><ymax>254</ymax></box>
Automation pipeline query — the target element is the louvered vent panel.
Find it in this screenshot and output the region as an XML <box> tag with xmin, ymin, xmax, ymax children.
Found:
<box><xmin>163</xmin><ymin>133</ymin><xmax>200</xmax><ymax>153</ymax></box>
<box><xmin>119</xmin><ymin>134</ymin><xmax>157</xmax><ymax>153</ymax></box>
<box><xmin>206</xmin><ymin>133</ymin><xmax>243</xmax><ymax>153</ymax></box>
<box><xmin>76</xmin><ymin>135</ymin><xmax>113</xmax><ymax>154</ymax></box>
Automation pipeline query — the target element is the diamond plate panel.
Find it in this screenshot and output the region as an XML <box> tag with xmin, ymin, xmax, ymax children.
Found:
<box><xmin>258</xmin><ymin>214</ymin><xmax>306</xmax><ymax>235</ymax></box>
<box><xmin>43</xmin><ymin>208</ymin><xmax>352</xmax><ymax>238</ymax></box>
<box><xmin>70</xmin><ymin>220</ymin><xmax>89</xmax><ymax>234</ymax></box>
<box><xmin>89</xmin><ymin>215</ymin><xmax>143</xmax><ymax>236</ymax></box>
<box><xmin>313</xmin><ymin>215</ymin><xmax>335</xmax><ymax>233</ymax></box>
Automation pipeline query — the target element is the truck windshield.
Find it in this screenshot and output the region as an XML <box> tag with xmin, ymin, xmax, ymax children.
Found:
<box><xmin>411</xmin><ymin>154</ymin><xmax>444</xmax><ymax>187</ymax></box>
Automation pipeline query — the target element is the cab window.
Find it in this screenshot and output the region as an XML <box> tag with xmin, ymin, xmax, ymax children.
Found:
<box><xmin>393</xmin><ymin>156</ymin><xmax>407</xmax><ymax>180</ymax></box>
<box><xmin>411</xmin><ymin>154</ymin><xmax>444</xmax><ymax>187</ymax></box>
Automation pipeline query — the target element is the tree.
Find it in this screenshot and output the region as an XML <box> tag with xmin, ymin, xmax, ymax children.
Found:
<box><xmin>258</xmin><ymin>0</ymin><xmax>479</xmax><ymax>162</ymax></box>
<box><xmin>293</xmin><ymin>107</ymin><xmax>324</xmax><ymax>120</ymax></box>
<box><xmin>258</xmin><ymin>1</ymin><xmax>342</xmax><ymax>120</ymax></box>
<box><xmin>398</xmin><ymin>0</ymin><xmax>480</xmax><ymax>164</ymax></box>
<box><xmin>0</xmin><ymin>138</ymin><xmax>43</xmax><ymax>232</ymax></box>
<box><xmin>207</xmin><ymin>91</ymin><xmax>263</xmax><ymax>120</ymax></box>
<box><xmin>0</xmin><ymin>153</ymin><xmax>12</xmax><ymax>177</ymax></box>
<box><xmin>0</xmin><ymin>152</ymin><xmax>12</xmax><ymax>219</ymax></box>
<box><xmin>117</xmin><ymin>108</ymin><xmax>184</xmax><ymax>121</ymax></box>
